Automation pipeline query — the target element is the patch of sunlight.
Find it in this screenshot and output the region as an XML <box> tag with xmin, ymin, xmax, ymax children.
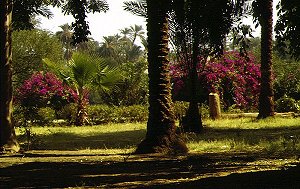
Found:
<box><xmin>204</xmin><ymin>117</ymin><xmax>300</xmax><ymax>130</ymax></box>
<box><xmin>187</xmin><ymin>139</ymin><xmax>263</xmax><ymax>153</ymax></box>
<box><xmin>17</xmin><ymin>123</ymin><xmax>146</xmax><ymax>137</ymax></box>
<box><xmin>187</xmin><ymin>140</ymin><xmax>232</xmax><ymax>153</ymax></box>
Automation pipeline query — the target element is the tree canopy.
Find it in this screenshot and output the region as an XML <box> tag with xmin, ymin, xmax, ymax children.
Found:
<box><xmin>13</xmin><ymin>0</ymin><xmax>109</xmax><ymax>44</ymax></box>
<box><xmin>275</xmin><ymin>0</ymin><xmax>300</xmax><ymax>59</ymax></box>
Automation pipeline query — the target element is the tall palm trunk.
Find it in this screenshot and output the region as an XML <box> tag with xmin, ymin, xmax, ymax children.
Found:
<box><xmin>258</xmin><ymin>0</ymin><xmax>275</xmax><ymax>118</ymax></box>
<box><xmin>182</xmin><ymin>34</ymin><xmax>203</xmax><ymax>133</ymax></box>
<box><xmin>0</xmin><ymin>0</ymin><xmax>20</xmax><ymax>152</ymax></box>
<box><xmin>135</xmin><ymin>0</ymin><xmax>188</xmax><ymax>154</ymax></box>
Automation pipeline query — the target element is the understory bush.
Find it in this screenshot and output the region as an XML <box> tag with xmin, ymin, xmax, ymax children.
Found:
<box><xmin>173</xmin><ymin>102</ymin><xmax>210</xmax><ymax>120</ymax></box>
<box><xmin>14</xmin><ymin>103</ymin><xmax>203</xmax><ymax>126</ymax></box>
<box><xmin>275</xmin><ymin>95</ymin><xmax>300</xmax><ymax>113</ymax></box>
<box><xmin>87</xmin><ymin>105</ymin><xmax>148</xmax><ymax>124</ymax></box>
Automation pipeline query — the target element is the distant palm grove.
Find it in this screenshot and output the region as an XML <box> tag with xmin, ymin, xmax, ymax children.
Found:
<box><xmin>1</xmin><ymin>0</ymin><xmax>300</xmax><ymax>154</ymax></box>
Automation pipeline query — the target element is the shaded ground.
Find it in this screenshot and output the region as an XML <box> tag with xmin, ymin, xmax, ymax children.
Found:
<box><xmin>1</xmin><ymin>151</ymin><xmax>299</xmax><ymax>188</ymax></box>
<box><xmin>2</xmin><ymin>119</ymin><xmax>300</xmax><ymax>188</ymax></box>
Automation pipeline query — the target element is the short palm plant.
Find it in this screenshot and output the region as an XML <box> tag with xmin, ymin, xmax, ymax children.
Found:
<box><xmin>44</xmin><ymin>52</ymin><xmax>122</xmax><ymax>126</ymax></box>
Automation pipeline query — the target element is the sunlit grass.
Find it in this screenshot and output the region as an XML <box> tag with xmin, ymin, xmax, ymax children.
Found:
<box><xmin>187</xmin><ymin>117</ymin><xmax>300</xmax><ymax>155</ymax></box>
<box><xmin>16</xmin><ymin>123</ymin><xmax>146</xmax><ymax>152</ymax></box>
<box><xmin>21</xmin><ymin>122</ymin><xmax>146</xmax><ymax>136</ymax></box>
<box><xmin>204</xmin><ymin>117</ymin><xmax>300</xmax><ymax>129</ymax></box>
<box><xmin>15</xmin><ymin>117</ymin><xmax>300</xmax><ymax>156</ymax></box>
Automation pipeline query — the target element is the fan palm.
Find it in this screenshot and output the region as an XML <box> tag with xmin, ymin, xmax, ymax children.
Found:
<box><xmin>44</xmin><ymin>52</ymin><xmax>122</xmax><ymax>126</ymax></box>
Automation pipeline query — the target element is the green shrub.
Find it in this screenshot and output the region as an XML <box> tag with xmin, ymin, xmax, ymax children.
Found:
<box><xmin>87</xmin><ymin>105</ymin><xmax>114</xmax><ymax>124</ymax></box>
<box><xmin>275</xmin><ymin>95</ymin><xmax>300</xmax><ymax>113</ymax></box>
<box><xmin>200</xmin><ymin>104</ymin><xmax>210</xmax><ymax>119</ymax></box>
<box><xmin>36</xmin><ymin>107</ymin><xmax>56</xmax><ymax>125</ymax></box>
<box><xmin>114</xmin><ymin>105</ymin><xmax>149</xmax><ymax>123</ymax></box>
<box><xmin>13</xmin><ymin>106</ymin><xmax>56</xmax><ymax>126</ymax></box>
<box><xmin>56</xmin><ymin>103</ymin><xmax>77</xmax><ymax>124</ymax></box>
<box><xmin>173</xmin><ymin>101</ymin><xmax>210</xmax><ymax>120</ymax></box>
<box><xmin>173</xmin><ymin>101</ymin><xmax>189</xmax><ymax>120</ymax></box>
<box><xmin>52</xmin><ymin>102</ymin><xmax>211</xmax><ymax>125</ymax></box>
<box><xmin>87</xmin><ymin>105</ymin><xmax>148</xmax><ymax>124</ymax></box>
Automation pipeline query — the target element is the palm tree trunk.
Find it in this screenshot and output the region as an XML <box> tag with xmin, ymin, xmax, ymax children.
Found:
<box><xmin>258</xmin><ymin>0</ymin><xmax>275</xmax><ymax>118</ymax></box>
<box><xmin>75</xmin><ymin>89</ymin><xmax>88</xmax><ymax>126</ymax></box>
<box><xmin>0</xmin><ymin>0</ymin><xmax>20</xmax><ymax>152</ymax></box>
<box><xmin>135</xmin><ymin>0</ymin><xmax>188</xmax><ymax>154</ymax></box>
<box><xmin>182</xmin><ymin>33</ymin><xmax>203</xmax><ymax>133</ymax></box>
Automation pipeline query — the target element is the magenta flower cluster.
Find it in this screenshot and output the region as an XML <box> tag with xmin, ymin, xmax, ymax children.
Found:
<box><xmin>15</xmin><ymin>72</ymin><xmax>78</xmax><ymax>110</ymax></box>
<box><xmin>171</xmin><ymin>51</ymin><xmax>261</xmax><ymax>109</ymax></box>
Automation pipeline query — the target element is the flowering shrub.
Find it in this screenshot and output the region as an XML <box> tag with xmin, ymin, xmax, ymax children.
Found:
<box><xmin>171</xmin><ymin>51</ymin><xmax>261</xmax><ymax>110</ymax></box>
<box><xmin>15</xmin><ymin>72</ymin><xmax>79</xmax><ymax>120</ymax></box>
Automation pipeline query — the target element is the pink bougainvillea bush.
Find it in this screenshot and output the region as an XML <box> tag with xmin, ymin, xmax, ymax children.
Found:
<box><xmin>171</xmin><ymin>51</ymin><xmax>261</xmax><ymax>110</ymax></box>
<box><xmin>15</xmin><ymin>72</ymin><xmax>79</xmax><ymax>114</ymax></box>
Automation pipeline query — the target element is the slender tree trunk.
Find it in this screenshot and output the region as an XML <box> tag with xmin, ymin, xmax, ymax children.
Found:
<box><xmin>182</xmin><ymin>34</ymin><xmax>203</xmax><ymax>133</ymax></box>
<box><xmin>75</xmin><ymin>99</ymin><xmax>86</xmax><ymax>126</ymax></box>
<box><xmin>258</xmin><ymin>0</ymin><xmax>275</xmax><ymax>118</ymax></box>
<box><xmin>0</xmin><ymin>0</ymin><xmax>20</xmax><ymax>152</ymax></box>
<box><xmin>75</xmin><ymin>89</ymin><xmax>88</xmax><ymax>126</ymax></box>
<box><xmin>135</xmin><ymin>0</ymin><xmax>188</xmax><ymax>154</ymax></box>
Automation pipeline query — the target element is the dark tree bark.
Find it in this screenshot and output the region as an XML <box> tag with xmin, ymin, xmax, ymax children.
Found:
<box><xmin>182</xmin><ymin>34</ymin><xmax>203</xmax><ymax>133</ymax></box>
<box><xmin>0</xmin><ymin>0</ymin><xmax>20</xmax><ymax>153</ymax></box>
<box><xmin>257</xmin><ymin>0</ymin><xmax>275</xmax><ymax>118</ymax></box>
<box><xmin>135</xmin><ymin>0</ymin><xmax>188</xmax><ymax>154</ymax></box>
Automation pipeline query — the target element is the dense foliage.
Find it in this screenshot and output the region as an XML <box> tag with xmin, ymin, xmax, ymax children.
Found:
<box><xmin>275</xmin><ymin>95</ymin><xmax>300</xmax><ymax>113</ymax></box>
<box><xmin>273</xmin><ymin>55</ymin><xmax>300</xmax><ymax>101</ymax></box>
<box><xmin>275</xmin><ymin>0</ymin><xmax>300</xmax><ymax>59</ymax></box>
<box><xmin>12</xmin><ymin>29</ymin><xmax>64</xmax><ymax>88</ymax></box>
<box><xmin>96</xmin><ymin>25</ymin><xmax>148</xmax><ymax>106</ymax></box>
<box><xmin>12</xmin><ymin>0</ymin><xmax>53</xmax><ymax>30</ymax></box>
<box><xmin>171</xmin><ymin>51</ymin><xmax>261</xmax><ymax>110</ymax></box>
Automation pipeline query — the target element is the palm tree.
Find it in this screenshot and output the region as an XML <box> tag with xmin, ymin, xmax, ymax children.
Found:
<box><xmin>170</xmin><ymin>0</ymin><xmax>244</xmax><ymax>132</ymax></box>
<box><xmin>0</xmin><ymin>0</ymin><xmax>20</xmax><ymax>152</ymax></box>
<box><xmin>129</xmin><ymin>24</ymin><xmax>145</xmax><ymax>45</ymax></box>
<box><xmin>254</xmin><ymin>0</ymin><xmax>275</xmax><ymax>118</ymax></box>
<box><xmin>120</xmin><ymin>27</ymin><xmax>131</xmax><ymax>41</ymax></box>
<box><xmin>98</xmin><ymin>35</ymin><xmax>119</xmax><ymax>58</ymax></box>
<box><xmin>56</xmin><ymin>23</ymin><xmax>73</xmax><ymax>60</ymax></box>
<box><xmin>135</xmin><ymin>0</ymin><xmax>188</xmax><ymax>154</ymax></box>
<box><xmin>44</xmin><ymin>52</ymin><xmax>121</xmax><ymax>126</ymax></box>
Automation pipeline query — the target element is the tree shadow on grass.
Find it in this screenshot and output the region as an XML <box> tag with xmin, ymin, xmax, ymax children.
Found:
<box><xmin>18</xmin><ymin>129</ymin><xmax>146</xmax><ymax>151</ymax></box>
<box><xmin>4</xmin><ymin>125</ymin><xmax>300</xmax><ymax>188</ymax></box>
<box><xmin>17</xmin><ymin>125</ymin><xmax>300</xmax><ymax>156</ymax></box>
<box><xmin>0</xmin><ymin>156</ymin><xmax>299</xmax><ymax>188</ymax></box>
<box><xmin>188</xmin><ymin>126</ymin><xmax>300</xmax><ymax>147</ymax></box>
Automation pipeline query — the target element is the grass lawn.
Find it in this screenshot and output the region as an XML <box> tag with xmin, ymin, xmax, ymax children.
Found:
<box><xmin>1</xmin><ymin>117</ymin><xmax>300</xmax><ymax>188</ymax></box>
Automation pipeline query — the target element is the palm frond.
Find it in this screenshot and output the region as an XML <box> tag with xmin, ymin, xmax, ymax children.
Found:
<box><xmin>123</xmin><ymin>1</ymin><xmax>147</xmax><ymax>18</ymax></box>
<box><xmin>44</xmin><ymin>52</ymin><xmax>122</xmax><ymax>95</ymax></box>
<box><xmin>87</xmin><ymin>0</ymin><xmax>109</xmax><ymax>13</ymax></box>
<box><xmin>94</xmin><ymin>68</ymin><xmax>123</xmax><ymax>93</ymax></box>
